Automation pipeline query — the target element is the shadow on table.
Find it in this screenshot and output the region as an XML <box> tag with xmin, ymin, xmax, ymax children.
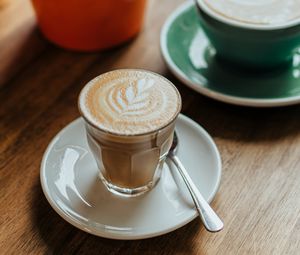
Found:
<box><xmin>164</xmin><ymin>71</ymin><xmax>300</xmax><ymax>143</ymax></box>
<box><xmin>0</xmin><ymin>13</ymin><xmax>141</xmax><ymax>90</ymax></box>
<box><xmin>0</xmin><ymin>23</ymin><xmax>48</xmax><ymax>88</ymax></box>
<box><xmin>32</xmin><ymin>177</ymin><xmax>215</xmax><ymax>255</ymax></box>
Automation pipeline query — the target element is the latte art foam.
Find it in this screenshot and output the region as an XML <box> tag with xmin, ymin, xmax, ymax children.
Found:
<box><xmin>79</xmin><ymin>70</ymin><xmax>181</xmax><ymax>135</ymax></box>
<box><xmin>204</xmin><ymin>0</ymin><xmax>300</xmax><ymax>26</ymax></box>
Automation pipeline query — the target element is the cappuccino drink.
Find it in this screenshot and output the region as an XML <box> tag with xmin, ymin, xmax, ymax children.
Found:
<box><xmin>203</xmin><ymin>0</ymin><xmax>300</xmax><ymax>26</ymax></box>
<box><xmin>79</xmin><ymin>69</ymin><xmax>181</xmax><ymax>196</ymax></box>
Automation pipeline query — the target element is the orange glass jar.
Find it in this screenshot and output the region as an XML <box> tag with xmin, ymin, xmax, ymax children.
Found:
<box><xmin>31</xmin><ymin>0</ymin><xmax>147</xmax><ymax>51</ymax></box>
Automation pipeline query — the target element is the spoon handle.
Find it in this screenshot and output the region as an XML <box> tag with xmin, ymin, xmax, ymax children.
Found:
<box><xmin>169</xmin><ymin>154</ymin><xmax>224</xmax><ymax>232</ymax></box>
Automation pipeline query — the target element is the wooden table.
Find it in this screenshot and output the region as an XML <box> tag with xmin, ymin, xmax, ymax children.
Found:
<box><xmin>1</xmin><ymin>0</ymin><xmax>300</xmax><ymax>254</ymax></box>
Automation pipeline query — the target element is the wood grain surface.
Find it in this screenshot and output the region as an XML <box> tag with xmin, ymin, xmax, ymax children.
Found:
<box><xmin>1</xmin><ymin>0</ymin><xmax>300</xmax><ymax>254</ymax></box>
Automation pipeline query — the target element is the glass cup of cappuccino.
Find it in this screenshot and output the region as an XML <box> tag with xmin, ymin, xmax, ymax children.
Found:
<box><xmin>78</xmin><ymin>69</ymin><xmax>181</xmax><ymax>196</ymax></box>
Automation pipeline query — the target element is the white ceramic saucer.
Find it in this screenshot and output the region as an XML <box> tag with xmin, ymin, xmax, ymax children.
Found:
<box><xmin>40</xmin><ymin>114</ymin><xmax>222</xmax><ymax>240</ymax></box>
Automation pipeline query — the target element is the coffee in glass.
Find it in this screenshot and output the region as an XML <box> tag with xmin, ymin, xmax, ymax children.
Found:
<box><xmin>78</xmin><ymin>69</ymin><xmax>181</xmax><ymax>196</ymax></box>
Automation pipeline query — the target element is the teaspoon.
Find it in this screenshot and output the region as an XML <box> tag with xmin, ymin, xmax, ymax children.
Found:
<box><xmin>167</xmin><ymin>131</ymin><xmax>224</xmax><ymax>232</ymax></box>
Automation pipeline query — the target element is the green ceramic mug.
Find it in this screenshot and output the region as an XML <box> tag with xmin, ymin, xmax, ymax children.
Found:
<box><xmin>195</xmin><ymin>0</ymin><xmax>300</xmax><ymax>69</ymax></box>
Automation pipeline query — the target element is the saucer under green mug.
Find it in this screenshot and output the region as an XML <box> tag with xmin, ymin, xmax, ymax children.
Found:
<box><xmin>160</xmin><ymin>2</ymin><xmax>300</xmax><ymax>107</ymax></box>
